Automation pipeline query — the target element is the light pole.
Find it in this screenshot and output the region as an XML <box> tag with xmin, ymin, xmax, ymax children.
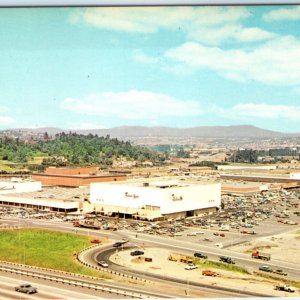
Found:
<box><xmin>185</xmin><ymin>272</ymin><xmax>189</xmax><ymax>296</ymax></box>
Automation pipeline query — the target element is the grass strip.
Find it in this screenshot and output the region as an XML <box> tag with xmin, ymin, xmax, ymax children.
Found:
<box><xmin>194</xmin><ymin>259</ymin><xmax>250</xmax><ymax>274</ymax></box>
<box><xmin>255</xmin><ymin>272</ymin><xmax>300</xmax><ymax>289</ymax></box>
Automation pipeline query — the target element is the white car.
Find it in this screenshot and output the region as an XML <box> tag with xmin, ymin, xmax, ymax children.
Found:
<box><xmin>187</xmin><ymin>232</ymin><xmax>197</xmax><ymax>236</ymax></box>
<box><xmin>98</xmin><ymin>260</ymin><xmax>109</xmax><ymax>268</ymax></box>
<box><xmin>215</xmin><ymin>243</ymin><xmax>223</xmax><ymax>248</ymax></box>
<box><xmin>184</xmin><ymin>264</ymin><xmax>198</xmax><ymax>270</ymax></box>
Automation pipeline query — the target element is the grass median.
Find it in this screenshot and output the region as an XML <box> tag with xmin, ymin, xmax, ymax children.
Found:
<box><xmin>0</xmin><ymin>228</ymin><xmax>109</xmax><ymax>278</ymax></box>
<box><xmin>194</xmin><ymin>259</ymin><xmax>250</xmax><ymax>274</ymax></box>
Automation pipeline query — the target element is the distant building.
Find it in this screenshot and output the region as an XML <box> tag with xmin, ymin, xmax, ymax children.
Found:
<box><xmin>90</xmin><ymin>180</ymin><xmax>221</xmax><ymax>220</ymax></box>
<box><xmin>221</xmin><ymin>174</ymin><xmax>300</xmax><ymax>188</ymax></box>
<box><xmin>0</xmin><ymin>178</ymin><xmax>41</xmax><ymax>194</ymax></box>
<box><xmin>32</xmin><ymin>167</ymin><xmax>127</xmax><ymax>187</ymax></box>
<box><xmin>217</xmin><ymin>165</ymin><xmax>277</xmax><ymax>171</ymax></box>
<box><xmin>0</xmin><ymin>177</ymin><xmax>79</xmax><ymax>212</ymax></box>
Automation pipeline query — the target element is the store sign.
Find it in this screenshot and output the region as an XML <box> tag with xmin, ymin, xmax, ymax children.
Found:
<box><xmin>172</xmin><ymin>194</ymin><xmax>183</xmax><ymax>201</ymax></box>
<box><xmin>125</xmin><ymin>192</ymin><xmax>139</xmax><ymax>199</ymax></box>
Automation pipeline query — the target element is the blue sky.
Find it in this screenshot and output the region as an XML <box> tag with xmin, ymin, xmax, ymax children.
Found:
<box><xmin>0</xmin><ymin>6</ymin><xmax>300</xmax><ymax>133</ymax></box>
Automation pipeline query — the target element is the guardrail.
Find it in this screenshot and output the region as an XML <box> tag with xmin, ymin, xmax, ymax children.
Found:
<box><xmin>0</xmin><ymin>259</ymin><xmax>150</xmax><ymax>298</ymax></box>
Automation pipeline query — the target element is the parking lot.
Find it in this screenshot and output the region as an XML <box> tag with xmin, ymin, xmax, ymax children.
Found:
<box><xmin>1</xmin><ymin>187</ymin><xmax>299</xmax><ymax>239</ymax></box>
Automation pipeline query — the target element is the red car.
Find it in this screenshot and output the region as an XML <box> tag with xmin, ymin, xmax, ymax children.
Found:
<box><xmin>90</xmin><ymin>239</ymin><xmax>101</xmax><ymax>244</ymax></box>
<box><xmin>220</xmin><ymin>233</ymin><xmax>225</xmax><ymax>237</ymax></box>
<box><xmin>202</xmin><ymin>270</ymin><xmax>217</xmax><ymax>277</ymax></box>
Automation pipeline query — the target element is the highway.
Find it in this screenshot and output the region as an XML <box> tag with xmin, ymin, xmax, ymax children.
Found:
<box><xmin>0</xmin><ymin>272</ymin><xmax>109</xmax><ymax>299</ymax></box>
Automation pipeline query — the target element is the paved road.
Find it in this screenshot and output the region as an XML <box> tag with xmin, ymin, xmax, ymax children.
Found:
<box><xmin>0</xmin><ymin>272</ymin><xmax>107</xmax><ymax>299</ymax></box>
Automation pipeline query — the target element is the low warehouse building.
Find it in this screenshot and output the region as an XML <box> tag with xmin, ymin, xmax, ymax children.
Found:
<box><xmin>0</xmin><ymin>195</ymin><xmax>79</xmax><ymax>212</ymax></box>
<box><xmin>0</xmin><ymin>178</ymin><xmax>42</xmax><ymax>194</ymax></box>
<box><xmin>90</xmin><ymin>180</ymin><xmax>221</xmax><ymax>220</ymax></box>
<box><xmin>32</xmin><ymin>167</ymin><xmax>127</xmax><ymax>187</ymax></box>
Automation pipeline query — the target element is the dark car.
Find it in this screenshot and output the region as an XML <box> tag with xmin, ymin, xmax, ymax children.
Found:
<box><xmin>113</xmin><ymin>242</ymin><xmax>123</xmax><ymax>247</ymax></box>
<box><xmin>15</xmin><ymin>284</ymin><xmax>37</xmax><ymax>294</ymax></box>
<box><xmin>194</xmin><ymin>252</ymin><xmax>207</xmax><ymax>259</ymax></box>
<box><xmin>130</xmin><ymin>250</ymin><xmax>144</xmax><ymax>256</ymax></box>
<box><xmin>273</xmin><ymin>269</ymin><xmax>287</xmax><ymax>276</ymax></box>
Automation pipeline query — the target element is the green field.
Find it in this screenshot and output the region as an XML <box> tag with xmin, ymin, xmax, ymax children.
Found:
<box><xmin>0</xmin><ymin>228</ymin><xmax>105</xmax><ymax>277</ymax></box>
<box><xmin>0</xmin><ymin>160</ymin><xmax>15</xmax><ymax>171</ymax></box>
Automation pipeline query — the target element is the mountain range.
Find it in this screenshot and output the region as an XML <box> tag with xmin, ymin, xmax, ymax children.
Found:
<box><xmin>1</xmin><ymin>125</ymin><xmax>299</xmax><ymax>139</ymax></box>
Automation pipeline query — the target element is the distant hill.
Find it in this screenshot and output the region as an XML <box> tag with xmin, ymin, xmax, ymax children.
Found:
<box><xmin>76</xmin><ymin>125</ymin><xmax>295</xmax><ymax>138</ymax></box>
<box><xmin>1</xmin><ymin>125</ymin><xmax>299</xmax><ymax>140</ymax></box>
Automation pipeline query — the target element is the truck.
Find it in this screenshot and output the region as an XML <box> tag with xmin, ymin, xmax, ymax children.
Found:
<box><xmin>168</xmin><ymin>254</ymin><xmax>193</xmax><ymax>264</ymax></box>
<box><xmin>219</xmin><ymin>225</ymin><xmax>229</xmax><ymax>231</ymax></box>
<box><xmin>168</xmin><ymin>254</ymin><xmax>178</xmax><ymax>262</ymax></box>
<box><xmin>275</xmin><ymin>284</ymin><xmax>295</xmax><ymax>293</ymax></box>
<box><xmin>251</xmin><ymin>250</ymin><xmax>271</xmax><ymax>261</ymax></box>
<box><xmin>73</xmin><ymin>219</ymin><xmax>101</xmax><ymax>230</ymax></box>
<box><xmin>219</xmin><ymin>256</ymin><xmax>235</xmax><ymax>264</ymax></box>
<box><xmin>179</xmin><ymin>255</ymin><xmax>193</xmax><ymax>264</ymax></box>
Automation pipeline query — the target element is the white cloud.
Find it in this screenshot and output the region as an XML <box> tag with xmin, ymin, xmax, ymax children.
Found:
<box><xmin>0</xmin><ymin>116</ymin><xmax>16</xmax><ymax>125</ymax></box>
<box><xmin>61</xmin><ymin>90</ymin><xmax>202</xmax><ymax>120</ymax></box>
<box><xmin>70</xmin><ymin>7</ymin><xmax>249</xmax><ymax>33</ymax></box>
<box><xmin>166</xmin><ymin>36</ymin><xmax>300</xmax><ymax>86</ymax></box>
<box><xmin>263</xmin><ymin>6</ymin><xmax>300</xmax><ymax>22</ymax></box>
<box><xmin>188</xmin><ymin>25</ymin><xmax>276</xmax><ymax>45</ymax></box>
<box><xmin>70</xmin><ymin>7</ymin><xmax>275</xmax><ymax>45</ymax></box>
<box><xmin>232</xmin><ymin>103</ymin><xmax>300</xmax><ymax>120</ymax></box>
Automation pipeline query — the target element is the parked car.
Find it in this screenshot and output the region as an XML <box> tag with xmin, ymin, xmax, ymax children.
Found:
<box><xmin>174</xmin><ymin>233</ymin><xmax>182</xmax><ymax>236</ymax></box>
<box><xmin>130</xmin><ymin>250</ymin><xmax>144</xmax><ymax>256</ymax></box>
<box><xmin>15</xmin><ymin>284</ymin><xmax>37</xmax><ymax>294</ymax></box>
<box><xmin>194</xmin><ymin>252</ymin><xmax>207</xmax><ymax>259</ymax></box>
<box><xmin>187</xmin><ymin>232</ymin><xmax>197</xmax><ymax>236</ymax></box>
<box><xmin>202</xmin><ymin>270</ymin><xmax>217</xmax><ymax>276</ymax></box>
<box><xmin>259</xmin><ymin>266</ymin><xmax>273</xmax><ymax>272</ymax></box>
<box><xmin>97</xmin><ymin>260</ymin><xmax>109</xmax><ymax>268</ymax></box>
